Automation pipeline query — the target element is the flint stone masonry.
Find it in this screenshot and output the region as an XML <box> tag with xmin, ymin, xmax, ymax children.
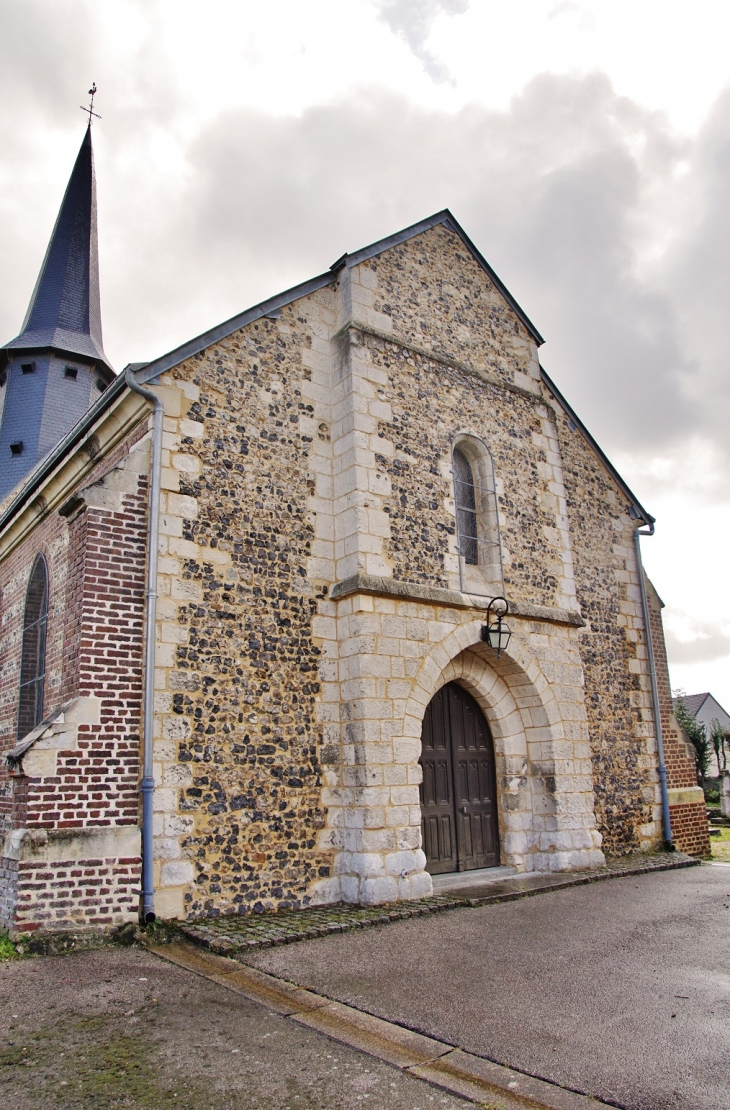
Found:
<box><xmin>0</xmin><ymin>219</ymin><xmax>704</xmax><ymax>930</ymax></box>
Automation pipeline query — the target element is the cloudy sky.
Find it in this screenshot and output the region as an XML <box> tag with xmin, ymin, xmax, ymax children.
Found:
<box><xmin>1</xmin><ymin>0</ymin><xmax>728</xmax><ymax>707</ymax></box>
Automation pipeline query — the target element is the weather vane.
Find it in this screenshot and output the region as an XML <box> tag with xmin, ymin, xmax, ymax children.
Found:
<box><xmin>80</xmin><ymin>83</ymin><xmax>101</xmax><ymax>126</ymax></box>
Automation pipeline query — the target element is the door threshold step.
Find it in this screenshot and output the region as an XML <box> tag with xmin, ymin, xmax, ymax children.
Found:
<box><xmin>431</xmin><ymin>865</ymin><xmax>517</xmax><ymax>894</ymax></box>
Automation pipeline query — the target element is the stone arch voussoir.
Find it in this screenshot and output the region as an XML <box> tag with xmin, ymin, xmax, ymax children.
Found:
<box><xmin>403</xmin><ymin>619</ymin><xmax>573</xmax><ymax>872</ymax></box>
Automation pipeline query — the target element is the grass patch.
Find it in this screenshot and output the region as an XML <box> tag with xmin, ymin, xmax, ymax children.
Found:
<box><xmin>710</xmin><ymin>825</ymin><xmax>730</xmax><ymax>862</ymax></box>
<box><xmin>0</xmin><ymin>932</ymin><xmax>20</xmax><ymax>960</ymax></box>
<box><xmin>0</xmin><ymin>1015</ymin><xmax>227</xmax><ymax>1109</ymax></box>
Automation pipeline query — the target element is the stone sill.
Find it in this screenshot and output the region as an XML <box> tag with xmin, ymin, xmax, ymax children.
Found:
<box><xmin>329</xmin><ymin>573</ymin><xmax>585</xmax><ymax>627</ymax></box>
<box><xmin>667</xmin><ymin>787</ymin><xmax>706</xmax><ymax>806</ymax></box>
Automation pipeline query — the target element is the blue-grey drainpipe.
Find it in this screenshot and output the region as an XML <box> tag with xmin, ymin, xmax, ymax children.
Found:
<box><xmin>633</xmin><ymin>524</ymin><xmax>674</xmax><ymax>850</ymax></box>
<box><xmin>124</xmin><ymin>367</ymin><xmax>163</xmax><ymax>921</ymax></box>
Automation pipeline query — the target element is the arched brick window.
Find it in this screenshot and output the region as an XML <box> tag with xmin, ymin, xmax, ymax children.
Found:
<box><xmin>17</xmin><ymin>554</ymin><xmax>49</xmax><ymax>740</ymax></box>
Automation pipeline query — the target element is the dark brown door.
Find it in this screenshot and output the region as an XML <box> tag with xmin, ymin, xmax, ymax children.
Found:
<box><xmin>419</xmin><ymin>683</ymin><xmax>499</xmax><ymax>874</ymax></box>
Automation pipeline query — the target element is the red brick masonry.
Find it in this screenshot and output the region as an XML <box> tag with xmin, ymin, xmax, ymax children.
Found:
<box><xmin>0</xmin><ymin>428</ymin><xmax>148</xmax><ymax>935</ymax></box>
<box><xmin>647</xmin><ymin>580</ymin><xmax>710</xmax><ymax>858</ymax></box>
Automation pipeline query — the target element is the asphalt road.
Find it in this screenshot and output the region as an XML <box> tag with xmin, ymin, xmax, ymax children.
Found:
<box><xmin>249</xmin><ymin>863</ymin><xmax>730</xmax><ymax>1110</ymax></box>
<box><xmin>0</xmin><ymin>945</ymin><xmax>471</xmax><ymax>1110</ymax></box>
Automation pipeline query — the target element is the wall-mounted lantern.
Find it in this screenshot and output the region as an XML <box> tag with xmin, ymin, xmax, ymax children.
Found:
<box><xmin>481</xmin><ymin>596</ymin><xmax>511</xmax><ymax>657</ymax></box>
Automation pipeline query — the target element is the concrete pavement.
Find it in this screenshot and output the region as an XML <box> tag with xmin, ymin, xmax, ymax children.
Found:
<box><xmin>246</xmin><ymin>863</ymin><xmax>730</xmax><ymax>1110</ymax></box>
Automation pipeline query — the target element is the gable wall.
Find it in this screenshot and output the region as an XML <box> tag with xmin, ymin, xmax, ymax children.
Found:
<box><xmin>334</xmin><ymin>225</ymin><xmax>578</xmax><ymax>610</ymax></box>
<box><xmin>148</xmin><ymin>225</ymin><xmax>613</xmax><ymax>913</ymax></box>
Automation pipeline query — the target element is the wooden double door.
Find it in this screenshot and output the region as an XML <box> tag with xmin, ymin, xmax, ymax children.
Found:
<box><xmin>419</xmin><ymin>682</ymin><xmax>500</xmax><ymax>874</ymax></box>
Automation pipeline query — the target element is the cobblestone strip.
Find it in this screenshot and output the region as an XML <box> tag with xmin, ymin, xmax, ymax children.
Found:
<box><xmin>153</xmin><ymin>941</ymin><xmax>616</xmax><ymax>1110</ymax></box>
<box><xmin>176</xmin><ymin>853</ymin><xmax>699</xmax><ymax>957</ymax></box>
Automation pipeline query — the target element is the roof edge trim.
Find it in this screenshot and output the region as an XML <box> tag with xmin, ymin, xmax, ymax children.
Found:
<box><xmin>540</xmin><ymin>365</ymin><xmax>655</xmax><ymax>527</ymax></box>
<box><xmin>134</xmin><ymin>209</ymin><xmax>545</xmax><ymax>386</ymax></box>
<box><xmin>341</xmin><ymin>209</ymin><xmax>544</xmax><ymax>346</ymax></box>
<box><xmin>135</xmin><ymin>269</ymin><xmax>336</xmax><ymax>385</ymax></box>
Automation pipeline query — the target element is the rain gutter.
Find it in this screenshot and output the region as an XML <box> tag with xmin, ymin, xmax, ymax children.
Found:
<box><xmin>633</xmin><ymin>524</ymin><xmax>674</xmax><ymax>850</ymax></box>
<box><xmin>124</xmin><ymin>367</ymin><xmax>163</xmax><ymax>921</ymax></box>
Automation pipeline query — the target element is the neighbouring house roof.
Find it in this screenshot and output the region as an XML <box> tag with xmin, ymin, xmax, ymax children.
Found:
<box><xmin>1</xmin><ymin>126</ymin><xmax>113</xmax><ymax>375</ymax></box>
<box><xmin>674</xmin><ymin>692</ymin><xmax>730</xmax><ymax>730</ymax></box>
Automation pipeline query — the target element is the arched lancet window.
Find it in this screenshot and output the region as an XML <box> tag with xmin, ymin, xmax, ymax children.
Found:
<box><xmin>451</xmin><ymin>436</ymin><xmax>503</xmax><ymax>594</ymax></box>
<box><xmin>17</xmin><ymin>555</ymin><xmax>49</xmax><ymax>740</ymax></box>
<box><xmin>453</xmin><ymin>449</ymin><xmax>478</xmax><ymax>565</ymax></box>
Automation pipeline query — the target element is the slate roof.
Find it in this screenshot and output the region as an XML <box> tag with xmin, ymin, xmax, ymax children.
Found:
<box><xmin>1</xmin><ymin>126</ymin><xmax>113</xmax><ymax>375</ymax></box>
<box><xmin>675</xmin><ymin>693</ymin><xmax>711</xmax><ymax>718</ymax></box>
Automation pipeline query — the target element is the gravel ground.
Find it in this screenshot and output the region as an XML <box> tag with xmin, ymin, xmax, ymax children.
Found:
<box><xmin>0</xmin><ymin>945</ymin><xmax>471</xmax><ymax>1110</ymax></box>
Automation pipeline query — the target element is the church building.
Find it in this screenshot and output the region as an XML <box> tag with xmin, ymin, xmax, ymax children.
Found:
<box><xmin>0</xmin><ymin>126</ymin><xmax>709</xmax><ymax>938</ymax></box>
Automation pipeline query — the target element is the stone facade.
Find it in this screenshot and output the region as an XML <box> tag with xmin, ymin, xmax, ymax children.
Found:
<box><xmin>0</xmin><ymin>214</ymin><xmax>704</xmax><ymax>933</ymax></box>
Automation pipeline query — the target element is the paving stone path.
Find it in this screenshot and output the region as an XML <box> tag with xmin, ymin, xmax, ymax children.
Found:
<box><xmin>177</xmin><ymin>852</ymin><xmax>698</xmax><ymax>957</ymax></box>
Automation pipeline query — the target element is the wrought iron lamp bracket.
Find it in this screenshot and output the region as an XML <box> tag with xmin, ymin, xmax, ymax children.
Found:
<box><xmin>481</xmin><ymin>596</ymin><xmax>511</xmax><ymax>657</ymax></box>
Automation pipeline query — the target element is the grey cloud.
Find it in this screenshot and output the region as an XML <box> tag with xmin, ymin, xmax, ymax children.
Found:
<box><xmin>176</xmin><ymin>74</ymin><xmax>709</xmax><ymax>463</ymax></box>
<box><xmin>549</xmin><ymin>2</ymin><xmax>581</xmax><ymax>16</ymax></box>
<box><xmin>374</xmin><ymin>0</ymin><xmax>469</xmax><ymax>83</ymax></box>
<box><xmin>1</xmin><ymin>29</ymin><xmax>729</xmax><ymax>503</ymax></box>
<box><xmin>661</xmin><ymin>89</ymin><xmax>730</xmax><ymax>460</ymax></box>
<box><xmin>665</xmin><ymin>625</ymin><xmax>730</xmax><ymax>665</ymax></box>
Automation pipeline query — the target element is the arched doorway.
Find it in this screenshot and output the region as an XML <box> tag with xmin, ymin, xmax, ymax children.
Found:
<box><xmin>419</xmin><ymin>682</ymin><xmax>499</xmax><ymax>874</ymax></box>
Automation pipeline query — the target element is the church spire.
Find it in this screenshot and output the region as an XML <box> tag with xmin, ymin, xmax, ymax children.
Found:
<box><xmin>2</xmin><ymin>124</ymin><xmax>112</xmax><ymax>372</ymax></box>
<box><xmin>0</xmin><ymin>116</ymin><xmax>114</xmax><ymax>503</ymax></box>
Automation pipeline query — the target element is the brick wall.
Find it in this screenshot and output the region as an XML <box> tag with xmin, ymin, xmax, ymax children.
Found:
<box><xmin>0</xmin><ymin>425</ymin><xmax>149</xmax><ymax>933</ymax></box>
<box><xmin>667</xmin><ymin>803</ymin><xmax>710</xmax><ymax>857</ymax></box>
<box><xmin>14</xmin><ymin>847</ymin><xmax>140</xmax><ymax>934</ymax></box>
<box><xmin>645</xmin><ymin>578</ymin><xmax>710</xmax><ymax>857</ymax></box>
<box><xmin>645</xmin><ymin>579</ymin><xmax>696</xmax><ymax>791</ymax></box>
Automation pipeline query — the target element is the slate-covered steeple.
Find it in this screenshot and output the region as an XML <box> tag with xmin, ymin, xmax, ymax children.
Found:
<box><xmin>0</xmin><ymin>125</ymin><xmax>114</xmax><ymax>502</ymax></box>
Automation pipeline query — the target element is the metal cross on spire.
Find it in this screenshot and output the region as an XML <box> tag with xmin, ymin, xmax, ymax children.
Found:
<box><xmin>80</xmin><ymin>83</ymin><xmax>101</xmax><ymax>126</ymax></box>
